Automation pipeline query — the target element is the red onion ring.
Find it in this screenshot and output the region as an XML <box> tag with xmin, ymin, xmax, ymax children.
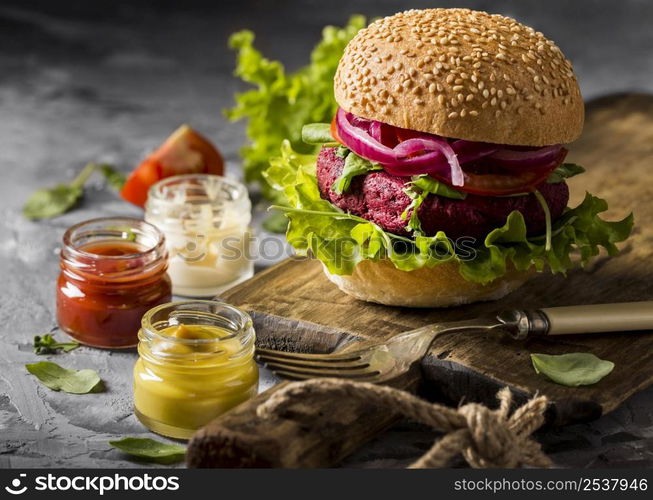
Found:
<box><xmin>333</xmin><ymin>107</ymin><xmax>561</xmax><ymax>187</ymax></box>
<box><xmin>335</xmin><ymin>109</ymin><xmax>470</xmax><ymax>186</ymax></box>
<box><xmin>393</xmin><ymin>137</ymin><xmax>463</xmax><ymax>185</ymax></box>
<box><xmin>489</xmin><ymin>144</ymin><xmax>562</xmax><ymax>167</ymax></box>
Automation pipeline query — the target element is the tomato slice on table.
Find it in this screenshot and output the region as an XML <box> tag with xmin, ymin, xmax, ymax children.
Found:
<box><xmin>120</xmin><ymin>124</ymin><xmax>224</xmax><ymax>207</ymax></box>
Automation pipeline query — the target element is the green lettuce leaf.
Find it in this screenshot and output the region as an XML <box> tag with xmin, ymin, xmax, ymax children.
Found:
<box><xmin>226</xmin><ymin>16</ymin><xmax>366</xmax><ymax>201</ymax></box>
<box><xmin>265</xmin><ymin>142</ymin><xmax>633</xmax><ymax>284</ymax></box>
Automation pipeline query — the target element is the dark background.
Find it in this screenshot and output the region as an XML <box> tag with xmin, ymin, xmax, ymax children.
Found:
<box><xmin>1</xmin><ymin>0</ymin><xmax>652</xmax><ymax>469</ymax></box>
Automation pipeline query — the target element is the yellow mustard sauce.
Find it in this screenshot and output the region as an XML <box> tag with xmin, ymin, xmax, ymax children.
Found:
<box><xmin>133</xmin><ymin>323</ymin><xmax>258</xmax><ymax>440</ymax></box>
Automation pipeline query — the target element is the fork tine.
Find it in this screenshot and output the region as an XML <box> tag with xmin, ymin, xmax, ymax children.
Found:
<box><xmin>257</xmin><ymin>352</ymin><xmax>369</xmax><ymax>370</ymax></box>
<box><xmin>260</xmin><ymin>357</ymin><xmax>370</xmax><ymax>371</ymax></box>
<box><xmin>264</xmin><ymin>362</ymin><xmax>381</xmax><ymax>379</ymax></box>
<box><xmin>256</xmin><ymin>347</ymin><xmax>363</xmax><ymax>363</ymax></box>
<box><xmin>271</xmin><ymin>369</ymin><xmax>381</xmax><ymax>381</ymax></box>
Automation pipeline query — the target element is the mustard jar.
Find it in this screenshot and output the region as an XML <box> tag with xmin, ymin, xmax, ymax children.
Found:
<box><xmin>133</xmin><ymin>300</ymin><xmax>258</xmax><ymax>439</ymax></box>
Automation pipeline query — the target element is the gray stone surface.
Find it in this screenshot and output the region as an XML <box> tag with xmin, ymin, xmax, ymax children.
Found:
<box><xmin>0</xmin><ymin>0</ymin><xmax>652</xmax><ymax>469</ymax></box>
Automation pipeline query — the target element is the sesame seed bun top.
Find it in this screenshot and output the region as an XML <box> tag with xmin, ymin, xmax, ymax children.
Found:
<box><xmin>334</xmin><ymin>8</ymin><xmax>584</xmax><ymax>146</ymax></box>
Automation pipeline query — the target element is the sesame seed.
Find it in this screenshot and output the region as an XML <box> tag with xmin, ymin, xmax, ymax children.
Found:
<box><xmin>448</xmin><ymin>111</ymin><xmax>459</xmax><ymax>118</ymax></box>
<box><xmin>469</xmin><ymin>110</ymin><xmax>479</xmax><ymax>116</ymax></box>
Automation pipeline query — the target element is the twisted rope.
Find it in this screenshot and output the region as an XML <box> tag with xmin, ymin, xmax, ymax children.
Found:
<box><xmin>257</xmin><ymin>378</ymin><xmax>551</xmax><ymax>469</ymax></box>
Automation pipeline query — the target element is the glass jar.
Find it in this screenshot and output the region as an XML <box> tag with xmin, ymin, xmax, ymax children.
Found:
<box><xmin>56</xmin><ymin>217</ymin><xmax>172</xmax><ymax>349</ymax></box>
<box><xmin>133</xmin><ymin>300</ymin><xmax>258</xmax><ymax>439</ymax></box>
<box><xmin>145</xmin><ymin>174</ymin><xmax>254</xmax><ymax>297</ymax></box>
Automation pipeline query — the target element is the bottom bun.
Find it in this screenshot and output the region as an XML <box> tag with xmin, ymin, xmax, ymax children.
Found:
<box><xmin>323</xmin><ymin>259</ymin><xmax>533</xmax><ymax>308</ymax></box>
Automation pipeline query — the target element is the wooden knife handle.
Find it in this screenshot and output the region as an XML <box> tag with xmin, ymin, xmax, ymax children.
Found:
<box><xmin>540</xmin><ymin>301</ymin><xmax>653</xmax><ymax>335</ymax></box>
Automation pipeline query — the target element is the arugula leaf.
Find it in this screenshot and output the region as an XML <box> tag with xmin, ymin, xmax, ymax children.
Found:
<box><xmin>262</xmin><ymin>211</ymin><xmax>289</xmax><ymax>233</ymax></box>
<box><xmin>335</xmin><ymin>146</ymin><xmax>350</xmax><ymax>159</ymax></box>
<box><xmin>99</xmin><ymin>165</ymin><xmax>127</xmax><ymax>191</ymax></box>
<box><xmin>332</xmin><ymin>152</ymin><xmax>382</xmax><ymax>194</ymax></box>
<box><xmin>548</xmin><ymin>163</ymin><xmax>586</xmax><ymax>183</ymax></box>
<box><xmin>533</xmin><ymin>190</ymin><xmax>552</xmax><ymax>251</ymax></box>
<box><xmin>26</xmin><ymin>361</ymin><xmax>103</xmax><ymax>394</ymax></box>
<box><xmin>302</xmin><ymin>123</ymin><xmax>336</xmax><ymax>145</ymax></box>
<box><xmin>264</xmin><ymin>142</ymin><xmax>633</xmax><ymax>283</ymax></box>
<box><xmin>530</xmin><ymin>353</ymin><xmax>614</xmax><ymax>386</ymax></box>
<box><xmin>409</xmin><ymin>175</ymin><xmax>467</xmax><ymax>199</ymax></box>
<box><xmin>401</xmin><ymin>174</ymin><xmax>467</xmax><ymax>234</ymax></box>
<box><xmin>109</xmin><ymin>438</ymin><xmax>186</xmax><ymax>464</ymax></box>
<box><xmin>33</xmin><ymin>334</ymin><xmax>80</xmax><ymax>355</ymax></box>
<box><xmin>226</xmin><ymin>16</ymin><xmax>366</xmax><ymax>201</ymax></box>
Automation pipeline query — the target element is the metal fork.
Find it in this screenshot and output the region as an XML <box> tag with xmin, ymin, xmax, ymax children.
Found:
<box><xmin>256</xmin><ymin>301</ymin><xmax>653</xmax><ymax>382</ymax></box>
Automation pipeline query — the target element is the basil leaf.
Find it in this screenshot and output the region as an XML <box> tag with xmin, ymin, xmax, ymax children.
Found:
<box><xmin>23</xmin><ymin>185</ymin><xmax>83</xmax><ymax>220</ymax></box>
<box><xmin>26</xmin><ymin>361</ymin><xmax>103</xmax><ymax>394</ymax></box>
<box><xmin>530</xmin><ymin>353</ymin><xmax>614</xmax><ymax>386</ymax></box>
<box><xmin>332</xmin><ymin>152</ymin><xmax>381</xmax><ymax>194</ymax></box>
<box><xmin>109</xmin><ymin>438</ymin><xmax>186</xmax><ymax>464</ymax></box>
<box><xmin>301</xmin><ymin>123</ymin><xmax>336</xmax><ymax>145</ymax></box>
<box><xmin>547</xmin><ymin>163</ymin><xmax>586</xmax><ymax>184</ymax></box>
<box><xmin>262</xmin><ymin>211</ymin><xmax>289</xmax><ymax>233</ymax></box>
<box><xmin>22</xmin><ymin>162</ymin><xmax>117</xmax><ymax>220</ymax></box>
<box><xmin>99</xmin><ymin>165</ymin><xmax>127</xmax><ymax>191</ymax></box>
<box><xmin>33</xmin><ymin>334</ymin><xmax>80</xmax><ymax>355</ymax></box>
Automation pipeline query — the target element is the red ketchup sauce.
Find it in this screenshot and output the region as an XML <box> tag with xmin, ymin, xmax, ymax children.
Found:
<box><xmin>56</xmin><ymin>218</ymin><xmax>172</xmax><ymax>349</ymax></box>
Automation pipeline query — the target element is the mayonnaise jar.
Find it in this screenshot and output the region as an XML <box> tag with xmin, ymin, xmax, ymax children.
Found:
<box><xmin>145</xmin><ymin>174</ymin><xmax>253</xmax><ymax>297</ymax></box>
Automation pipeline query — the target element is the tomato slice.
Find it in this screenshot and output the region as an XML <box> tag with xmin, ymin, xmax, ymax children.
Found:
<box><xmin>429</xmin><ymin>150</ymin><xmax>567</xmax><ymax>196</ymax></box>
<box><xmin>120</xmin><ymin>124</ymin><xmax>224</xmax><ymax>207</ymax></box>
<box><xmin>330</xmin><ymin>116</ymin><xmax>342</xmax><ymax>145</ymax></box>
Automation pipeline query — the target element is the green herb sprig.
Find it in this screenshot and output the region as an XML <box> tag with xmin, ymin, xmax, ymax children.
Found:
<box><xmin>33</xmin><ymin>334</ymin><xmax>80</xmax><ymax>355</ymax></box>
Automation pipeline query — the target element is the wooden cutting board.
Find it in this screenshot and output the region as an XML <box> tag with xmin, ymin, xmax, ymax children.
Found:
<box><xmin>224</xmin><ymin>93</ymin><xmax>653</xmax><ymax>423</ymax></box>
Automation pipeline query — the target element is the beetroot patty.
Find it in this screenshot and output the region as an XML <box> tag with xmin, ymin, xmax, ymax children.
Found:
<box><xmin>316</xmin><ymin>146</ymin><xmax>569</xmax><ymax>241</ymax></box>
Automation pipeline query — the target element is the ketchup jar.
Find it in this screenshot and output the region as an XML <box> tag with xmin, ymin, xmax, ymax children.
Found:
<box><xmin>56</xmin><ymin>217</ymin><xmax>172</xmax><ymax>348</ymax></box>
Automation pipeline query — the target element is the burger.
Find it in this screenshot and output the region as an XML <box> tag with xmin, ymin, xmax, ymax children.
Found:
<box><xmin>265</xmin><ymin>8</ymin><xmax>632</xmax><ymax>307</ymax></box>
